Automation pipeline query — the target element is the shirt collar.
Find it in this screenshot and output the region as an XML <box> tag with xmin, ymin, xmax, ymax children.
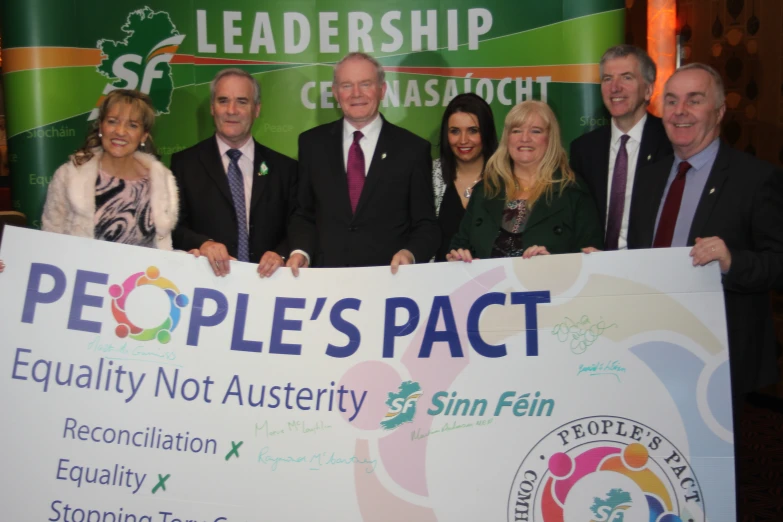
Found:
<box><xmin>611</xmin><ymin>112</ymin><xmax>647</xmax><ymax>145</ymax></box>
<box><xmin>343</xmin><ymin>114</ymin><xmax>383</xmax><ymax>142</ymax></box>
<box><xmin>675</xmin><ymin>138</ymin><xmax>720</xmax><ymax>171</ymax></box>
<box><xmin>215</xmin><ymin>134</ymin><xmax>255</xmax><ymax>159</ymax></box>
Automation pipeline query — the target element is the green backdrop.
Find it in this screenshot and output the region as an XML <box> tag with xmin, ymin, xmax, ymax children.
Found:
<box><xmin>1</xmin><ymin>0</ymin><xmax>623</xmax><ymax>227</ymax></box>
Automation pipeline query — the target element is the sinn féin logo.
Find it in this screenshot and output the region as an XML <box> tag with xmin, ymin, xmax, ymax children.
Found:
<box><xmin>380</xmin><ymin>381</ymin><xmax>423</xmax><ymax>430</ymax></box>
<box><xmin>109</xmin><ymin>266</ymin><xmax>189</xmax><ymax>344</ymax></box>
<box><xmin>90</xmin><ymin>6</ymin><xmax>186</xmax><ymax>120</ymax></box>
<box><xmin>508</xmin><ymin>416</ymin><xmax>705</xmax><ymax>522</ymax></box>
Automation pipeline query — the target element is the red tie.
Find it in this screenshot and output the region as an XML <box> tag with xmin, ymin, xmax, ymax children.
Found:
<box><xmin>653</xmin><ymin>161</ymin><xmax>692</xmax><ymax>248</ymax></box>
<box><xmin>347</xmin><ymin>130</ymin><xmax>365</xmax><ymax>213</ymax></box>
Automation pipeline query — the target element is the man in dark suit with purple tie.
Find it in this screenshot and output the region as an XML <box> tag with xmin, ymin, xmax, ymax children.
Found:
<box><xmin>570</xmin><ymin>45</ymin><xmax>672</xmax><ymax>251</ymax></box>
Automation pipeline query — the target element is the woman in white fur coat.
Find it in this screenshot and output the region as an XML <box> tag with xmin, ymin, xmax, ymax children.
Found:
<box><xmin>42</xmin><ymin>89</ymin><xmax>178</xmax><ymax>249</ymax></box>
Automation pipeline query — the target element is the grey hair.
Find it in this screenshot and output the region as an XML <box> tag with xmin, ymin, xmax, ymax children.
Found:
<box><xmin>599</xmin><ymin>44</ymin><xmax>657</xmax><ymax>86</ymax></box>
<box><xmin>333</xmin><ymin>52</ymin><xmax>385</xmax><ymax>85</ymax></box>
<box><xmin>210</xmin><ymin>68</ymin><xmax>261</xmax><ymax>106</ymax></box>
<box><xmin>670</xmin><ymin>63</ymin><xmax>726</xmax><ymax>109</ymax></box>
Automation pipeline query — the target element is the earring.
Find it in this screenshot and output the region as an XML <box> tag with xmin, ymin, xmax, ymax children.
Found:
<box><xmin>141</xmin><ymin>142</ymin><xmax>146</xmax><ymax>148</ymax></box>
<box><xmin>98</xmin><ymin>132</ymin><xmax>103</xmax><ymax>138</ymax></box>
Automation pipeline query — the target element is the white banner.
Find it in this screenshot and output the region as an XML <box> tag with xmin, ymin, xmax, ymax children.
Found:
<box><xmin>0</xmin><ymin>227</ymin><xmax>735</xmax><ymax>521</ymax></box>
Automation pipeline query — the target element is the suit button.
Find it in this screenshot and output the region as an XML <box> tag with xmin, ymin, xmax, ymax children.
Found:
<box><xmin>349</xmin><ymin>226</ymin><xmax>357</xmax><ymax>232</ymax></box>
<box><xmin>250</xmin><ymin>251</ymin><xmax>255</xmax><ymax>259</ymax></box>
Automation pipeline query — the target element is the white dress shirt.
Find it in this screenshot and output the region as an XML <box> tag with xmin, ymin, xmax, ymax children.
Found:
<box><xmin>216</xmin><ymin>134</ymin><xmax>254</xmax><ymax>230</ymax></box>
<box><xmin>606</xmin><ymin>113</ymin><xmax>646</xmax><ymax>250</ymax></box>
<box><xmin>343</xmin><ymin>115</ymin><xmax>383</xmax><ymax>174</ymax></box>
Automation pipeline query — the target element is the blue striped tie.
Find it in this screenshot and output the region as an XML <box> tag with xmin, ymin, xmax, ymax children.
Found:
<box><xmin>226</xmin><ymin>149</ymin><xmax>249</xmax><ymax>262</ymax></box>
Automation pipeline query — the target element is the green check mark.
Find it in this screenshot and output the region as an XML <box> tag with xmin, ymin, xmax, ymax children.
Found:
<box><xmin>225</xmin><ymin>441</ymin><xmax>243</xmax><ymax>461</ymax></box>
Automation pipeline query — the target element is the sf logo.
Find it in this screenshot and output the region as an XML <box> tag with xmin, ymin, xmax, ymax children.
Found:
<box><xmin>389</xmin><ymin>395</ymin><xmax>420</xmax><ymax>415</ymax></box>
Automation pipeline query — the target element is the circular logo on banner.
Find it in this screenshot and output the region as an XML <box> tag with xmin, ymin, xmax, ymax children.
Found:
<box><xmin>109</xmin><ymin>266</ymin><xmax>189</xmax><ymax>344</ymax></box>
<box><xmin>508</xmin><ymin>416</ymin><xmax>705</xmax><ymax>522</ymax></box>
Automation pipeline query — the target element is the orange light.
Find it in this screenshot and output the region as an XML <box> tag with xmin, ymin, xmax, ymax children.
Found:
<box><xmin>647</xmin><ymin>0</ymin><xmax>677</xmax><ymax>116</ymax></box>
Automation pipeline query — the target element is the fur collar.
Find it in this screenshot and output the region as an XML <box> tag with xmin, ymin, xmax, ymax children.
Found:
<box><xmin>63</xmin><ymin>149</ymin><xmax>178</xmax><ymax>237</ymax></box>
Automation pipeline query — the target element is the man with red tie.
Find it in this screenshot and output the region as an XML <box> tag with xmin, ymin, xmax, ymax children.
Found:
<box><xmin>629</xmin><ymin>63</ymin><xmax>783</xmax><ymax>401</ymax></box>
<box><xmin>286</xmin><ymin>52</ymin><xmax>439</xmax><ymax>273</ymax></box>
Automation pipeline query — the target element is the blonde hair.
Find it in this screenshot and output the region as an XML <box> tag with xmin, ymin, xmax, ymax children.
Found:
<box><xmin>483</xmin><ymin>100</ymin><xmax>574</xmax><ymax>207</ymax></box>
<box><xmin>73</xmin><ymin>89</ymin><xmax>157</xmax><ymax>166</ymax></box>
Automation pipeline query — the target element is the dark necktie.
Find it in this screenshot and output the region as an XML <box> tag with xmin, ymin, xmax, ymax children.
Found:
<box><xmin>226</xmin><ymin>149</ymin><xmax>249</xmax><ymax>262</ymax></box>
<box><xmin>653</xmin><ymin>160</ymin><xmax>692</xmax><ymax>248</ymax></box>
<box><xmin>347</xmin><ymin>130</ymin><xmax>365</xmax><ymax>213</ymax></box>
<box><xmin>605</xmin><ymin>134</ymin><xmax>631</xmax><ymax>250</ymax></box>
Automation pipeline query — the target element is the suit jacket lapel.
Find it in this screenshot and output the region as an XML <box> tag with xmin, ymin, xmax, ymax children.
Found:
<box><xmin>479</xmin><ymin>190</ymin><xmax>505</xmax><ymax>256</ymax></box>
<box><xmin>326</xmin><ymin>120</ymin><xmax>354</xmax><ymax>219</ymax></box>
<box><xmin>354</xmin><ymin>118</ymin><xmax>390</xmax><ymax>218</ymax></box>
<box><xmin>249</xmin><ymin>140</ymin><xmax>268</xmax><ymax>213</ymax></box>
<box><xmin>594</xmin><ymin>127</ymin><xmax>611</xmax><ymax>225</ymax></box>
<box><xmin>637</xmin><ymin>157</ymin><xmax>673</xmax><ymax>247</ymax></box>
<box><xmin>200</xmin><ymin>136</ymin><xmax>234</xmax><ymax>206</ymax></box>
<box><xmin>636</xmin><ymin>115</ymin><xmax>662</xmax><ymax>173</ymax></box>
<box><xmin>687</xmin><ymin>142</ymin><xmax>730</xmax><ymax>244</ymax></box>
<box><xmin>524</xmin><ymin>188</ymin><xmax>567</xmax><ymax>232</ymax></box>
<box><xmin>482</xmin><ymin>190</ymin><xmax>503</xmax><ymax>229</ymax></box>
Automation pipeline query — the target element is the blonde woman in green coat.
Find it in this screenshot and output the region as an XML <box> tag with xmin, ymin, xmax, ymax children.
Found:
<box><xmin>447</xmin><ymin>100</ymin><xmax>603</xmax><ymax>261</ymax></box>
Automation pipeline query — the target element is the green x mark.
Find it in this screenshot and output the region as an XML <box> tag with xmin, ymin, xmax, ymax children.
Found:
<box><xmin>225</xmin><ymin>441</ymin><xmax>243</xmax><ymax>461</ymax></box>
<box><xmin>152</xmin><ymin>474</ymin><xmax>170</xmax><ymax>494</ymax></box>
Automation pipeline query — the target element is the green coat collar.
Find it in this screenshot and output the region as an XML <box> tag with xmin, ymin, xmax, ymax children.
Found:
<box><xmin>464</xmin><ymin>173</ymin><xmax>597</xmax><ymax>258</ymax></box>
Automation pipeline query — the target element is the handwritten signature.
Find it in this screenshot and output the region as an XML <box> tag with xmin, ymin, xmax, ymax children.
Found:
<box><xmin>255</xmin><ymin>420</ymin><xmax>332</xmax><ymax>438</ymax></box>
<box><xmin>577</xmin><ymin>360</ymin><xmax>627</xmax><ymax>382</ymax></box>
<box><xmin>87</xmin><ymin>336</ymin><xmax>179</xmax><ymax>364</ymax></box>
<box><xmin>411</xmin><ymin>418</ymin><xmax>493</xmax><ymax>441</ymax></box>
<box><xmin>257</xmin><ymin>446</ymin><xmax>377</xmax><ymax>473</ymax></box>
<box><xmin>552</xmin><ymin>315</ymin><xmax>617</xmax><ymax>354</ymax></box>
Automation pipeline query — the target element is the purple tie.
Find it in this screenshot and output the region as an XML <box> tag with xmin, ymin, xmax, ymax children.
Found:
<box><xmin>347</xmin><ymin>130</ymin><xmax>365</xmax><ymax>213</ymax></box>
<box><xmin>605</xmin><ymin>134</ymin><xmax>630</xmax><ymax>250</ymax></box>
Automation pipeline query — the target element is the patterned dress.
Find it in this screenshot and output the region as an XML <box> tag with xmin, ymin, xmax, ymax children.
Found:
<box><xmin>94</xmin><ymin>169</ymin><xmax>156</xmax><ymax>247</ymax></box>
<box><xmin>490</xmin><ymin>199</ymin><xmax>529</xmax><ymax>258</ymax></box>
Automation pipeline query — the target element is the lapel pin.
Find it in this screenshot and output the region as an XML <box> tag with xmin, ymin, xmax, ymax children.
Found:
<box><xmin>647</xmin><ymin>154</ymin><xmax>652</xmax><ymax>161</ymax></box>
<box><xmin>258</xmin><ymin>162</ymin><xmax>269</xmax><ymax>176</ymax></box>
<box><xmin>709</xmin><ymin>187</ymin><xmax>715</xmax><ymax>195</ymax></box>
<box><xmin>381</xmin><ymin>153</ymin><xmax>387</xmax><ymax>160</ymax></box>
